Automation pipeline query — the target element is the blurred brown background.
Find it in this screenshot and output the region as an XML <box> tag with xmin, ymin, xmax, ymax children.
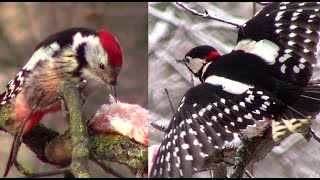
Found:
<box><xmin>148</xmin><ymin>2</ymin><xmax>320</xmax><ymax>178</ymax></box>
<box><xmin>0</xmin><ymin>2</ymin><xmax>147</xmax><ymax>178</ymax></box>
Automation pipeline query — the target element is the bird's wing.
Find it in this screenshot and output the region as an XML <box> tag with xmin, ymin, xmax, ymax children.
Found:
<box><xmin>237</xmin><ymin>2</ymin><xmax>320</xmax><ymax>85</ymax></box>
<box><xmin>150</xmin><ymin>83</ymin><xmax>285</xmax><ymax>178</ymax></box>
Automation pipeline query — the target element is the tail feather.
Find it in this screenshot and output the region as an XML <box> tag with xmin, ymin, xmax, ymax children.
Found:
<box><xmin>298</xmin><ymin>85</ymin><xmax>320</xmax><ymax>115</ymax></box>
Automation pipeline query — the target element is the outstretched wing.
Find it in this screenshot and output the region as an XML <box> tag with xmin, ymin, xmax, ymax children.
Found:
<box><xmin>150</xmin><ymin>83</ymin><xmax>285</xmax><ymax>178</ymax></box>
<box><xmin>237</xmin><ymin>2</ymin><xmax>320</xmax><ymax>85</ymax></box>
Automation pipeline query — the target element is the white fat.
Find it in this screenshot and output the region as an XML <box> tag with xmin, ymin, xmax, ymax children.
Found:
<box><xmin>205</xmin><ymin>75</ymin><xmax>253</xmax><ymax>94</ymax></box>
<box><xmin>234</xmin><ymin>39</ymin><xmax>279</xmax><ymax>65</ymax></box>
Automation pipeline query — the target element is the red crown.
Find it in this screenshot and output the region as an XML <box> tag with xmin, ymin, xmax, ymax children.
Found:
<box><xmin>98</xmin><ymin>30</ymin><xmax>123</xmax><ymax>67</ymax></box>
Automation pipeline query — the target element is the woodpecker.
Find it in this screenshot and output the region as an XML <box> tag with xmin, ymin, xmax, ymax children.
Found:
<box><xmin>150</xmin><ymin>2</ymin><xmax>320</xmax><ymax>178</ymax></box>
<box><xmin>1</xmin><ymin>27</ymin><xmax>123</xmax><ymax>177</ymax></box>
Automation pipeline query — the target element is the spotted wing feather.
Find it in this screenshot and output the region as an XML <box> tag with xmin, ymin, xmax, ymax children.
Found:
<box><xmin>0</xmin><ymin>28</ymin><xmax>94</xmax><ymax>107</ymax></box>
<box><xmin>0</xmin><ymin>70</ymin><xmax>29</xmax><ymax>106</ymax></box>
<box><xmin>150</xmin><ymin>83</ymin><xmax>285</xmax><ymax>178</ymax></box>
<box><xmin>237</xmin><ymin>2</ymin><xmax>320</xmax><ymax>85</ymax></box>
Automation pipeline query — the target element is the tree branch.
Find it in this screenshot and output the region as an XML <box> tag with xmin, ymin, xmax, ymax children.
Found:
<box><xmin>176</xmin><ymin>2</ymin><xmax>241</xmax><ymax>28</ymax></box>
<box><xmin>0</xmin><ymin>81</ymin><xmax>148</xmax><ymax>177</ymax></box>
<box><xmin>58</xmin><ymin>81</ymin><xmax>90</xmax><ymax>178</ymax></box>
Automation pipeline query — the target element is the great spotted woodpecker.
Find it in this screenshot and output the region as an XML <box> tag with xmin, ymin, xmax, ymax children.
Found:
<box><xmin>150</xmin><ymin>2</ymin><xmax>320</xmax><ymax>178</ymax></box>
<box><xmin>0</xmin><ymin>27</ymin><xmax>123</xmax><ymax>177</ymax></box>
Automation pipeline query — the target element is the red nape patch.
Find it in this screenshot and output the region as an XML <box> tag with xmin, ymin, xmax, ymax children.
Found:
<box><xmin>204</xmin><ymin>51</ymin><xmax>221</xmax><ymax>61</ymax></box>
<box><xmin>98</xmin><ymin>30</ymin><xmax>123</xmax><ymax>67</ymax></box>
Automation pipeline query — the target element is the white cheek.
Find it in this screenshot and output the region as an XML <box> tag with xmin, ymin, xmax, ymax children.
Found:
<box><xmin>187</xmin><ymin>58</ymin><xmax>206</xmax><ymax>74</ymax></box>
<box><xmin>85</xmin><ymin>37</ymin><xmax>108</xmax><ymax>68</ymax></box>
<box><xmin>101</xmin><ymin>54</ymin><xmax>109</xmax><ymax>68</ymax></box>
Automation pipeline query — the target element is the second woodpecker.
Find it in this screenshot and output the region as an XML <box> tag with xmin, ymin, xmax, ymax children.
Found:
<box><xmin>151</xmin><ymin>2</ymin><xmax>320</xmax><ymax>178</ymax></box>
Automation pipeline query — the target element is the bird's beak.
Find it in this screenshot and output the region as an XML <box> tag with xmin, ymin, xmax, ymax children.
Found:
<box><xmin>174</xmin><ymin>59</ymin><xmax>186</xmax><ymax>65</ymax></box>
<box><xmin>110</xmin><ymin>84</ymin><xmax>118</xmax><ymax>102</ymax></box>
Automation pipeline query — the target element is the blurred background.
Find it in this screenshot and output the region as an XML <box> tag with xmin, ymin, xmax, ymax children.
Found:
<box><xmin>148</xmin><ymin>2</ymin><xmax>320</xmax><ymax>178</ymax></box>
<box><xmin>0</xmin><ymin>2</ymin><xmax>147</xmax><ymax>178</ymax></box>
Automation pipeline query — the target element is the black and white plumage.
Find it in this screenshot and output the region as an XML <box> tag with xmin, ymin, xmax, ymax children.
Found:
<box><xmin>0</xmin><ymin>27</ymin><xmax>123</xmax><ymax>134</ymax></box>
<box><xmin>1</xmin><ymin>27</ymin><xmax>123</xmax><ymax>177</ymax></box>
<box><xmin>150</xmin><ymin>2</ymin><xmax>320</xmax><ymax>178</ymax></box>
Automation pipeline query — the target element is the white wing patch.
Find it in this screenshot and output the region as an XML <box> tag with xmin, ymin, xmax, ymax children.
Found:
<box><xmin>23</xmin><ymin>42</ymin><xmax>60</xmax><ymax>71</ymax></box>
<box><xmin>205</xmin><ymin>75</ymin><xmax>253</xmax><ymax>94</ymax></box>
<box><xmin>234</xmin><ymin>39</ymin><xmax>280</xmax><ymax>65</ymax></box>
<box><xmin>72</xmin><ymin>32</ymin><xmax>95</xmax><ymax>51</ymax></box>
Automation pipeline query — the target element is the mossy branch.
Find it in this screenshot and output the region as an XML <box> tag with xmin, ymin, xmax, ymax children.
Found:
<box><xmin>201</xmin><ymin>125</ymin><xmax>311</xmax><ymax>178</ymax></box>
<box><xmin>0</xmin><ymin>81</ymin><xmax>148</xmax><ymax>178</ymax></box>
<box><xmin>58</xmin><ymin>81</ymin><xmax>90</xmax><ymax>178</ymax></box>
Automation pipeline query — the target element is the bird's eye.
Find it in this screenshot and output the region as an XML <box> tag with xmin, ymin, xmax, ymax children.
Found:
<box><xmin>99</xmin><ymin>63</ymin><xmax>105</xmax><ymax>70</ymax></box>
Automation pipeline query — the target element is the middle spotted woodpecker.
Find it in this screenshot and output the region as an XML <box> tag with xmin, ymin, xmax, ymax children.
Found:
<box><xmin>1</xmin><ymin>27</ymin><xmax>123</xmax><ymax>177</ymax></box>
<box><xmin>150</xmin><ymin>2</ymin><xmax>320</xmax><ymax>178</ymax></box>
<box><xmin>1</xmin><ymin>27</ymin><xmax>123</xmax><ymax>135</ymax></box>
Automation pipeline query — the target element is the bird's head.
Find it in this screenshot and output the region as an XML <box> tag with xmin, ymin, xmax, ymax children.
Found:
<box><xmin>82</xmin><ymin>29</ymin><xmax>123</xmax><ymax>86</ymax></box>
<box><xmin>176</xmin><ymin>45</ymin><xmax>221</xmax><ymax>77</ymax></box>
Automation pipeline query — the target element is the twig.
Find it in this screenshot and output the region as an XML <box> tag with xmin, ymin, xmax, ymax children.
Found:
<box><xmin>150</xmin><ymin>121</ymin><xmax>166</xmax><ymax>132</ymax></box>
<box><xmin>90</xmin><ymin>153</ymin><xmax>132</xmax><ymax>178</ymax></box>
<box><xmin>245</xmin><ymin>169</ymin><xmax>254</xmax><ymax>178</ymax></box>
<box><xmin>249</xmin><ymin>160</ymin><xmax>254</xmax><ymax>177</ymax></box>
<box><xmin>164</xmin><ymin>88</ymin><xmax>175</xmax><ymax>114</ymax></box>
<box><xmin>16</xmin><ymin>159</ymin><xmax>69</xmax><ymax>178</ymax></box>
<box><xmin>256</xmin><ymin>2</ymin><xmax>271</xmax><ymax>6</ymax></box>
<box><xmin>310</xmin><ymin>128</ymin><xmax>320</xmax><ymax>143</ymax></box>
<box><xmin>14</xmin><ymin>159</ymin><xmax>35</xmax><ymax>176</ymax></box>
<box><xmin>176</xmin><ymin>2</ymin><xmax>241</xmax><ymax>28</ymax></box>
<box><xmin>3</xmin><ymin>108</ymin><xmax>35</xmax><ymax>178</ymax></box>
<box><xmin>58</xmin><ymin>81</ymin><xmax>90</xmax><ymax>178</ymax></box>
<box><xmin>21</xmin><ymin>168</ymin><xmax>69</xmax><ymax>178</ymax></box>
<box><xmin>253</xmin><ymin>2</ymin><xmax>256</xmax><ymax>17</ymax></box>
